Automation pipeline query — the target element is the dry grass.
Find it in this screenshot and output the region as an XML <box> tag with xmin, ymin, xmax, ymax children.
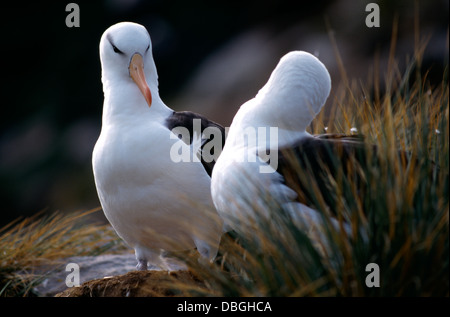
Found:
<box><xmin>0</xmin><ymin>208</ymin><xmax>125</xmax><ymax>296</ymax></box>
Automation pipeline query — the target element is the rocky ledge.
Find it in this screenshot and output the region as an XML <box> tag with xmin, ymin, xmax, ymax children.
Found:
<box><xmin>55</xmin><ymin>269</ymin><xmax>206</xmax><ymax>297</ymax></box>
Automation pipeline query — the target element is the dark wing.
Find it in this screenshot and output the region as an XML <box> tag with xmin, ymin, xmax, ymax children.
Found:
<box><xmin>313</xmin><ymin>133</ymin><xmax>366</xmax><ymax>142</ymax></box>
<box><xmin>165</xmin><ymin>111</ymin><xmax>226</xmax><ymax>176</ymax></box>
<box><xmin>275</xmin><ymin>135</ymin><xmax>374</xmax><ymax>215</ymax></box>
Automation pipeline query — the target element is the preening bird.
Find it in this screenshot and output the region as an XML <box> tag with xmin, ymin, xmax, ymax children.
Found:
<box><xmin>211</xmin><ymin>51</ymin><xmax>379</xmax><ymax>237</ymax></box>
<box><xmin>93</xmin><ymin>22</ymin><xmax>224</xmax><ymax>270</ymax></box>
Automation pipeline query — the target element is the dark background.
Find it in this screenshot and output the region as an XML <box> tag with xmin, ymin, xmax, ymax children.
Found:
<box><xmin>0</xmin><ymin>0</ymin><xmax>448</xmax><ymax>226</ymax></box>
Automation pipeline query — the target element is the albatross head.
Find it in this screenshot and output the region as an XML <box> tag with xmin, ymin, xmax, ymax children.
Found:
<box><xmin>252</xmin><ymin>51</ymin><xmax>331</xmax><ymax>133</ymax></box>
<box><xmin>100</xmin><ymin>22</ymin><xmax>155</xmax><ymax>107</ymax></box>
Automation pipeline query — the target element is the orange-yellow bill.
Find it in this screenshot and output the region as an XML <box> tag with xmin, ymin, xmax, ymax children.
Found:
<box><xmin>129</xmin><ymin>53</ymin><xmax>152</xmax><ymax>107</ymax></box>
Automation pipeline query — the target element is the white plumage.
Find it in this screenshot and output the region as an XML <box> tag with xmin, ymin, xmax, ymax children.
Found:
<box><xmin>211</xmin><ymin>51</ymin><xmax>339</xmax><ymax>237</ymax></box>
<box><xmin>93</xmin><ymin>22</ymin><xmax>222</xmax><ymax>270</ymax></box>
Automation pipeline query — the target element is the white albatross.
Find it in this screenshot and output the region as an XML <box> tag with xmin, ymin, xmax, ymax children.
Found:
<box><xmin>93</xmin><ymin>22</ymin><xmax>224</xmax><ymax>270</ymax></box>
<box><xmin>211</xmin><ymin>51</ymin><xmax>364</xmax><ymax>238</ymax></box>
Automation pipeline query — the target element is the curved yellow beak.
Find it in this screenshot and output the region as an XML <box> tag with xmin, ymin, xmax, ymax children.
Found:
<box><xmin>129</xmin><ymin>53</ymin><xmax>152</xmax><ymax>107</ymax></box>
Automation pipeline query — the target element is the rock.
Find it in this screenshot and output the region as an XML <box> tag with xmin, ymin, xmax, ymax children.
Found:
<box><xmin>32</xmin><ymin>253</ymin><xmax>136</xmax><ymax>296</ymax></box>
<box><xmin>32</xmin><ymin>253</ymin><xmax>187</xmax><ymax>296</ymax></box>
<box><xmin>55</xmin><ymin>270</ymin><xmax>206</xmax><ymax>297</ymax></box>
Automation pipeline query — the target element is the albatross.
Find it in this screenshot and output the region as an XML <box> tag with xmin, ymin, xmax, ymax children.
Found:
<box><xmin>211</xmin><ymin>51</ymin><xmax>376</xmax><ymax>237</ymax></box>
<box><xmin>93</xmin><ymin>22</ymin><xmax>224</xmax><ymax>270</ymax></box>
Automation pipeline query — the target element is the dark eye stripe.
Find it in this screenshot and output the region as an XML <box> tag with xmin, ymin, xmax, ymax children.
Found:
<box><xmin>146</xmin><ymin>44</ymin><xmax>150</xmax><ymax>52</ymax></box>
<box><xmin>112</xmin><ymin>44</ymin><xmax>124</xmax><ymax>54</ymax></box>
<box><xmin>106</xmin><ymin>33</ymin><xmax>124</xmax><ymax>55</ymax></box>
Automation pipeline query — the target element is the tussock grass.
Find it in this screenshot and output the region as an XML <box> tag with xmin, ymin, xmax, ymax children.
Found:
<box><xmin>0</xmin><ymin>208</ymin><xmax>124</xmax><ymax>296</ymax></box>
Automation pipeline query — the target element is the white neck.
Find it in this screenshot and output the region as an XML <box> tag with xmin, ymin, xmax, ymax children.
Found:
<box><xmin>101</xmin><ymin>77</ymin><xmax>172</xmax><ymax>126</ymax></box>
<box><xmin>225</xmin><ymin>51</ymin><xmax>331</xmax><ymax>149</ymax></box>
<box><xmin>226</xmin><ymin>99</ymin><xmax>312</xmax><ymax>151</ymax></box>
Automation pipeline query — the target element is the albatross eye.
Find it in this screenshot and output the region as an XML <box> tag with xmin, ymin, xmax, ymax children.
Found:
<box><xmin>112</xmin><ymin>44</ymin><xmax>123</xmax><ymax>54</ymax></box>
<box><xmin>146</xmin><ymin>44</ymin><xmax>150</xmax><ymax>52</ymax></box>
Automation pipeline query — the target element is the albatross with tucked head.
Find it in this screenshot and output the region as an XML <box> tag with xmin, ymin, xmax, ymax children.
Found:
<box><xmin>211</xmin><ymin>51</ymin><xmax>368</xmax><ymax>237</ymax></box>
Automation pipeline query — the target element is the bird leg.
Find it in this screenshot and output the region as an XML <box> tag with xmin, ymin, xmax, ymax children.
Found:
<box><xmin>136</xmin><ymin>259</ymin><xmax>148</xmax><ymax>271</ymax></box>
